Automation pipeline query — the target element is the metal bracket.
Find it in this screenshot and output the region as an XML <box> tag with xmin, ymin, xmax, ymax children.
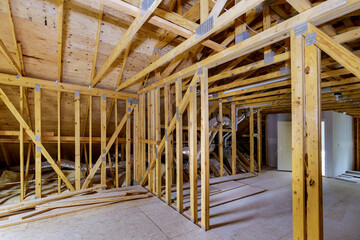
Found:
<box><xmin>36</xmin><ymin>147</ymin><xmax>42</xmax><ymax>153</ymax></box>
<box><xmin>35</xmin><ymin>135</ymin><xmax>41</xmax><ymax>141</ymax></box>
<box><xmin>102</xmin><ymin>149</ymin><xmax>106</xmax><ymax>154</ymax></box>
<box><xmin>129</xmin><ymin>98</ymin><xmax>139</xmax><ymax>105</ymax></box>
<box><xmin>141</xmin><ymin>0</ymin><xmax>155</xmax><ymax>16</ymax></box>
<box><xmin>75</xmin><ymin>90</ymin><xmax>79</xmax><ymax>98</ymax></box>
<box><xmin>197</xmin><ymin>68</ymin><xmax>203</xmax><ymax>75</ymax></box>
<box><xmin>35</xmin><ymin>84</ymin><xmax>40</xmax><ymax>92</ymax></box>
<box><xmin>196</xmin><ymin>16</ymin><xmax>214</xmax><ymax>39</ymax></box>
<box><xmin>305</xmin><ymin>32</ymin><xmax>317</xmax><ymax>46</ymax></box>
<box><xmin>280</xmin><ymin>66</ymin><xmax>290</xmax><ymax>76</ymax></box>
<box><xmin>189</xmin><ymin>86</ymin><xmax>193</xmax><ymax>93</ymax></box>
<box><xmin>102</xmin><ymin>94</ymin><xmax>106</xmax><ymax>101</ymax></box>
<box><xmin>213</xmin><ymin>92</ymin><xmax>218</xmax><ymax>98</ymax></box>
<box><xmin>165</xmin><ymin>129</ymin><xmax>168</xmax><ymax>141</ymax></box>
<box><xmin>235</xmin><ymin>30</ymin><xmax>249</xmax><ymax>44</ymax></box>
<box><xmin>255</xmin><ymin>0</ymin><xmax>277</xmax><ymax>13</ymax></box>
<box><xmin>101</xmin><ymin>157</ymin><xmax>106</xmax><ymax>162</ymax></box>
<box><xmin>227</xmin><ymin>96</ymin><xmax>233</xmax><ymax>102</ymax></box>
<box><xmin>264</xmin><ymin>50</ymin><xmax>275</xmax><ymax>65</ymax></box>
<box><xmin>322</xmin><ymin>87</ymin><xmax>331</xmax><ymax>93</ymax></box>
<box><xmin>155</xmin><ymin>146</ymin><xmax>158</xmax><ymax>158</ymax></box>
<box><xmin>294</xmin><ymin>22</ymin><xmax>308</xmax><ymax>36</ymax></box>
<box><xmin>127</xmin><ymin>114</ymin><xmax>130</xmax><ymax>119</ymax></box>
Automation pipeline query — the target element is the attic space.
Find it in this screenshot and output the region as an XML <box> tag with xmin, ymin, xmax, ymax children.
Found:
<box><xmin>0</xmin><ymin>0</ymin><xmax>360</xmax><ymax>239</ymax></box>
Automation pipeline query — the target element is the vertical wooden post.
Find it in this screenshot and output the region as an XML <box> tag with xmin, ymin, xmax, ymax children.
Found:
<box><xmin>165</xmin><ymin>83</ymin><xmax>172</xmax><ymax>204</ymax></box>
<box><xmin>19</xmin><ymin>86</ymin><xmax>24</xmax><ymax>201</ymax></box>
<box><xmin>304</xmin><ymin>35</ymin><xmax>323</xmax><ymax>240</ymax></box>
<box><xmin>89</xmin><ymin>95</ymin><xmax>92</xmax><ymax>173</ymax></box>
<box><xmin>200</xmin><ymin>68</ymin><xmax>210</xmax><ymax>230</ymax></box>
<box><xmin>100</xmin><ymin>94</ymin><xmax>107</xmax><ymax>187</ymax></box>
<box><xmin>291</xmin><ymin>29</ymin><xmax>306</xmax><ymax>240</ymax></box>
<box><xmin>175</xmin><ymin>78</ymin><xmax>183</xmax><ymax>212</ymax></box>
<box><xmin>34</xmin><ymin>84</ymin><xmax>41</xmax><ymax>198</ymax></box>
<box><xmin>249</xmin><ymin>108</ymin><xmax>254</xmax><ymax>173</ymax></box>
<box><xmin>126</xmin><ymin>98</ymin><xmax>131</xmax><ymax>186</ymax></box>
<box><xmin>357</xmin><ymin>118</ymin><xmax>359</xmax><ymax>170</ymax></box>
<box><xmin>219</xmin><ymin>99</ymin><xmax>223</xmax><ymax>177</ymax></box>
<box><xmin>189</xmin><ymin>72</ymin><xmax>198</xmax><ymax>223</ymax></box>
<box><xmin>257</xmin><ymin>109</ymin><xmax>262</xmax><ymax>172</ymax></box>
<box><xmin>74</xmin><ymin>91</ymin><xmax>81</xmax><ymax>190</ymax></box>
<box><xmin>147</xmin><ymin>92</ymin><xmax>153</xmax><ymax>191</ymax></box>
<box><xmin>57</xmin><ymin>92</ymin><xmax>62</xmax><ymax>193</ymax></box>
<box><xmin>231</xmin><ymin>102</ymin><xmax>236</xmax><ymax>175</ymax></box>
<box><xmin>115</xmin><ymin>99</ymin><xmax>119</xmax><ymax>188</ymax></box>
<box><xmin>155</xmin><ymin>86</ymin><xmax>161</xmax><ymax>197</ymax></box>
<box><xmin>134</xmin><ymin>104</ymin><xmax>139</xmax><ymax>182</ymax></box>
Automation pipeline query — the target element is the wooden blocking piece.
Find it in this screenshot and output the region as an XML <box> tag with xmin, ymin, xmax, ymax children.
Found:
<box><xmin>304</xmin><ymin>38</ymin><xmax>323</xmax><ymax>239</ymax></box>
<box><xmin>249</xmin><ymin>108</ymin><xmax>254</xmax><ymax>173</ymax></box>
<box><xmin>100</xmin><ymin>94</ymin><xmax>107</xmax><ymax>186</ymax></box>
<box><xmin>126</xmin><ymin>99</ymin><xmax>131</xmax><ymax>186</ymax></box>
<box><xmin>19</xmin><ymin>86</ymin><xmax>24</xmax><ymax>201</ymax></box>
<box><xmin>188</xmin><ymin>74</ymin><xmax>198</xmax><ymax>223</ymax></box>
<box><xmin>34</xmin><ymin>84</ymin><xmax>42</xmax><ymax>198</ymax></box>
<box><xmin>200</xmin><ymin>68</ymin><xmax>210</xmax><ymax>230</ymax></box>
<box><xmin>75</xmin><ymin>91</ymin><xmax>81</xmax><ymax>190</ymax></box>
<box><xmin>231</xmin><ymin>102</ymin><xmax>236</xmax><ymax>175</ymax></box>
<box><xmin>219</xmin><ymin>99</ymin><xmax>223</xmax><ymax>177</ymax></box>
<box><xmin>175</xmin><ymin>78</ymin><xmax>183</xmax><ymax>212</ymax></box>
<box><xmin>290</xmin><ymin>28</ymin><xmax>306</xmax><ymax>240</ymax></box>
<box><xmin>155</xmin><ymin>86</ymin><xmax>161</xmax><ymax>197</ymax></box>
<box><xmin>257</xmin><ymin>109</ymin><xmax>262</xmax><ymax>172</ymax></box>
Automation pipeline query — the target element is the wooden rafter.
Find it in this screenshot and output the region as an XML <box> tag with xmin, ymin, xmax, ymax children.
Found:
<box><xmin>91</xmin><ymin>0</ymin><xmax>162</xmax><ymax>87</ymax></box>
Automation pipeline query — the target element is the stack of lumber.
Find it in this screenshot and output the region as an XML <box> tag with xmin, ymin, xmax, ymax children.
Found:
<box><xmin>335</xmin><ymin>170</ymin><xmax>360</xmax><ymax>183</ymax></box>
<box><xmin>0</xmin><ymin>185</ymin><xmax>151</xmax><ymax>228</ymax></box>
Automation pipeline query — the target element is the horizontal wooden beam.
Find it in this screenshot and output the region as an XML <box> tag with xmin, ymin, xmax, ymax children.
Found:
<box><xmin>0</xmin><ymin>73</ymin><xmax>137</xmax><ymax>100</ymax></box>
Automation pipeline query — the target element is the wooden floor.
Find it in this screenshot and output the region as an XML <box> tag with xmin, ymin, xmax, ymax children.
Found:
<box><xmin>0</xmin><ymin>170</ymin><xmax>359</xmax><ymax>240</ymax></box>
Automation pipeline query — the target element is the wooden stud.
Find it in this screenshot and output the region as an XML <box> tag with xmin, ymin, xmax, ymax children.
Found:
<box><xmin>231</xmin><ymin>102</ymin><xmax>236</xmax><ymax>175</ymax></box>
<box><xmin>126</xmin><ymin>100</ymin><xmax>131</xmax><ymax>186</ymax></box>
<box><xmin>357</xmin><ymin>118</ymin><xmax>359</xmax><ymax>170</ymax></box>
<box><xmin>175</xmin><ymin>78</ymin><xmax>183</xmax><ymax>212</ymax></box>
<box><xmin>115</xmin><ymin>99</ymin><xmax>119</xmax><ymax>188</ymax></box>
<box><xmin>19</xmin><ymin>87</ymin><xmax>24</xmax><ymax>201</ymax></box>
<box><xmin>189</xmin><ymin>74</ymin><xmax>198</xmax><ymax>223</ymax></box>
<box><xmin>100</xmin><ymin>95</ymin><xmax>107</xmax><ymax>187</ymax></box>
<box><xmin>219</xmin><ymin>99</ymin><xmax>223</xmax><ymax>177</ymax></box>
<box><xmin>155</xmin><ymin>86</ymin><xmax>161</xmax><ymax>197</ymax></box>
<box><xmin>164</xmin><ymin>83</ymin><xmax>172</xmax><ymax>204</ymax></box>
<box><xmin>200</xmin><ymin>68</ymin><xmax>210</xmax><ymax>230</ymax></box>
<box><xmin>257</xmin><ymin>109</ymin><xmax>262</xmax><ymax>172</ymax></box>
<box><xmin>249</xmin><ymin>108</ymin><xmax>254</xmax><ymax>173</ymax></box>
<box><xmin>34</xmin><ymin>85</ymin><xmax>42</xmax><ymax>198</ymax></box>
<box><xmin>57</xmin><ymin>91</ymin><xmax>61</xmax><ymax>193</ymax></box>
<box><xmin>147</xmin><ymin>92</ymin><xmax>153</xmax><ymax>191</ymax></box>
<box><xmin>304</xmin><ymin>37</ymin><xmax>323</xmax><ymax>240</ymax></box>
<box><xmin>291</xmin><ymin>29</ymin><xmax>306</xmax><ymax>240</ymax></box>
<box><xmin>89</xmin><ymin>96</ymin><xmax>92</xmax><ymax>173</ymax></box>
<box><xmin>74</xmin><ymin>91</ymin><xmax>81</xmax><ymax>190</ymax></box>
<box><xmin>200</xmin><ymin>0</ymin><xmax>209</xmax><ymax>24</ymax></box>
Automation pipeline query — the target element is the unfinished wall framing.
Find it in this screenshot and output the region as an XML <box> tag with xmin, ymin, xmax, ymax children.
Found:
<box><xmin>0</xmin><ymin>0</ymin><xmax>360</xmax><ymax>238</ymax></box>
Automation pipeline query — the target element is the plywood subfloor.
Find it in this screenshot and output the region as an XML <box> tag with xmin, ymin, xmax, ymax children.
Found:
<box><xmin>0</xmin><ymin>170</ymin><xmax>359</xmax><ymax>239</ymax></box>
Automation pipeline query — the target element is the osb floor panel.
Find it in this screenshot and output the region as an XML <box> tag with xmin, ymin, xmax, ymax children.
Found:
<box><xmin>0</xmin><ymin>170</ymin><xmax>360</xmax><ymax>239</ymax></box>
